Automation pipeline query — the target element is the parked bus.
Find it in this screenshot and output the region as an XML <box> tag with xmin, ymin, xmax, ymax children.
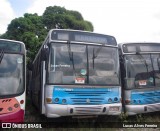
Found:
<box><xmin>119</xmin><ymin>42</ymin><xmax>160</xmax><ymax>115</ymax></box>
<box><xmin>30</xmin><ymin>29</ymin><xmax>121</xmax><ymax>118</ymax></box>
<box><xmin>0</xmin><ymin>39</ymin><xmax>26</xmax><ymax>122</ymax></box>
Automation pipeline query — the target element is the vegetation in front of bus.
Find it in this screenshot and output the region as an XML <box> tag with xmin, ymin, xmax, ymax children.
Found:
<box><xmin>119</xmin><ymin>111</ymin><xmax>160</xmax><ymax>123</ymax></box>
<box><xmin>0</xmin><ymin>6</ymin><xmax>93</xmax><ymax>63</ymax></box>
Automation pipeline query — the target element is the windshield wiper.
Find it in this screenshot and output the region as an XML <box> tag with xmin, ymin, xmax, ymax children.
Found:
<box><xmin>149</xmin><ymin>54</ymin><xmax>155</xmax><ymax>86</ymax></box>
<box><xmin>0</xmin><ymin>49</ymin><xmax>4</xmax><ymax>64</ymax></box>
<box><xmin>136</xmin><ymin>52</ymin><xmax>149</xmax><ymax>73</ymax></box>
<box><xmin>67</xmin><ymin>41</ymin><xmax>76</xmax><ymax>76</ymax></box>
<box><xmin>157</xmin><ymin>54</ymin><xmax>160</xmax><ymax>73</ymax></box>
<box><xmin>92</xmin><ymin>44</ymin><xmax>103</xmax><ymax>69</ymax></box>
<box><xmin>136</xmin><ymin>52</ymin><xmax>156</xmax><ymax>86</ymax></box>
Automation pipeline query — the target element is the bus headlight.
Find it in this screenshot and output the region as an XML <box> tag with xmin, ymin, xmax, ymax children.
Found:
<box><xmin>108</xmin><ymin>98</ymin><xmax>112</xmax><ymax>103</ymax></box>
<box><xmin>138</xmin><ymin>100</ymin><xmax>141</xmax><ymax>104</ymax></box>
<box><xmin>114</xmin><ymin>97</ymin><xmax>118</xmax><ymax>101</ymax></box>
<box><xmin>14</xmin><ymin>103</ymin><xmax>19</xmax><ymax>108</ymax></box>
<box><xmin>62</xmin><ymin>99</ymin><xmax>67</xmax><ymax>104</ymax></box>
<box><xmin>133</xmin><ymin>100</ymin><xmax>136</xmax><ymax>104</ymax></box>
<box><xmin>54</xmin><ymin>98</ymin><xmax>59</xmax><ymax>103</ymax></box>
<box><xmin>8</xmin><ymin>107</ymin><xmax>13</xmax><ymax>111</ymax></box>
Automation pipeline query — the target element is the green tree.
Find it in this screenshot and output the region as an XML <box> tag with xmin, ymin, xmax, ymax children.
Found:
<box><xmin>1</xmin><ymin>13</ymin><xmax>47</xmax><ymax>63</ymax></box>
<box><xmin>1</xmin><ymin>6</ymin><xmax>94</xmax><ymax>63</ymax></box>
<box><xmin>43</xmin><ymin>6</ymin><xmax>93</xmax><ymax>31</ymax></box>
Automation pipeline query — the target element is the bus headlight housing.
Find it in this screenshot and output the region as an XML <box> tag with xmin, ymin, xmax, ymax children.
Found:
<box><xmin>62</xmin><ymin>99</ymin><xmax>67</xmax><ymax>104</ymax></box>
<box><xmin>114</xmin><ymin>97</ymin><xmax>118</xmax><ymax>102</ymax></box>
<box><xmin>8</xmin><ymin>107</ymin><xmax>13</xmax><ymax>111</ymax></box>
<box><xmin>46</xmin><ymin>97</ymin><xmax>52</xmax><ymax>103</ymax></box>
<box><xmin>14</xmin><ymin>103</ymin><xmax>19</xmax><ymax>108</ymax></box>
<box><xmin>54</xmin><ymin>98</ymin><xmax>59</xmax><ymax>103</ymax></box>
<box><xmin>108</xmin><ymin>98</ymin><xmax>112</xmax><ymax>103</ymax></box>
<box><xmin>45</xmin><ymin>86</ymin><xmax>53</xmax><ymax>104</ymax></box>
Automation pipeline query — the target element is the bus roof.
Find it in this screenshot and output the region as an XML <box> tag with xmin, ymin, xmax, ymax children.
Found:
<box><xmin>0</xmin><ymin>38</ymin><xmax>25</xmax><ymax>45</ymax></box>
<box><xmin>119</xmin><ymin>42</ymin><xmax>160</xmax><ymax>54</ymax></box>
<box><xmin>48</xmin><ymin>29</ymin><xmax>117</xmax><ymax>46</ymax></box>
<box><xmin>0</xmin><ymin>39</ymin><xmax>26</xmax><ymax>53</ymax></box>
<box><xmin>119</xmin><ymin>42</ymin><xmax>160</xmax><ymax>46</ymax></box>
<box><xmin>32</xmin><ymin>29</ymin><xmax>118</xmax><ymax>64</ymax></box>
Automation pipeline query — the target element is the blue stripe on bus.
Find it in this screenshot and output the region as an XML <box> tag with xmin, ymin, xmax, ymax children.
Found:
<box><xmin>52</xmin><ymin>86</ymin><xmax>120</xmax><ymax>105</ymax></box>
<box><xmin>131</xmin><ymin>90</ymin><xmax>160</xmax><ymax>105</ymax></box>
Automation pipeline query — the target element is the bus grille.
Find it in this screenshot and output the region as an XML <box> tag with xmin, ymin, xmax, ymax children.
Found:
<box><xmin>71</xmin><ymin>98</ymin><xmax>104</xmax><ymax>105</ymax></box>
<box><xmin>145</xmin><ymin>97</ymin><xmax>160</xmax><ymax>104</ymax></box>
<box><xmin>65</xmin><ymin>90</ymin><xmax>109</xmax><ymax>105</ymax></box>
<box><xmin>131</xmin><ymin>91</ymin><xmax>160</xmax><ymax>105</ymax></box>
<box><xmin>74</xmin><ymin>106</ymin><xmax>102</xmax><ymax>115</ymax></box>
<box><xmin>53</xmin><ymin>86</ymin><xmax>120</xmax><ymax>105</ymax></box>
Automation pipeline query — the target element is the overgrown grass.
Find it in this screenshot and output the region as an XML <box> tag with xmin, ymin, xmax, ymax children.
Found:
<box><xmin>118</xmin><ymin>112</ymin><xmax>160</xmax><ymax>123</ymax></box>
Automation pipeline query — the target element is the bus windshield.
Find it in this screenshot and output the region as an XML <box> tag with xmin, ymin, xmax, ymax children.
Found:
<box><xmin>125</xmin><ymin>54</ymin><xmax>160</xmax><ymax>89</ymax></box>
<box><xmin>48</xmin><ymin>43</ymin><xmax>119</xmax><ymax>85</ymax></box>
<box><xmin>0</xmin><ymin>53</ymin><xmax>24</xmax><ymax>96</ymax></box>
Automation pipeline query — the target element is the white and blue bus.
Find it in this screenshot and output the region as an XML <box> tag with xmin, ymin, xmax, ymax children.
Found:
<box><xmin>119</xmin><ymin>42</ymin><xmax>160</xmax><ymax>115</ymax></box>
<box><xmin>30</xmin><ymin>29</ymin><xmax>121</xmax><ymax>118</ymax></box>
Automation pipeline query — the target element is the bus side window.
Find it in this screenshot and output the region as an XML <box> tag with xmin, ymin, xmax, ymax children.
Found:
<box><xmin>50</xmin><ymin>47</ymin><xmax>55</xmax><ymax>71</ymax></box>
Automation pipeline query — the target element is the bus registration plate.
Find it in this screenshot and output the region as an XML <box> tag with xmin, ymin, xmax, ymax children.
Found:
<box><xmin>75</xmin><ymin>77</ymin><xmax>85</xmax><ymax>84</ymax></box>
<box><xmin>109</xmin><ymin>106</ymin><xmax>119</xmax><ymax>111</ymax></box>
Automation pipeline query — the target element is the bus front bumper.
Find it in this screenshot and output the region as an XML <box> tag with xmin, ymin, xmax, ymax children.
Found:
<box><xmin>45</xmin><ymin>103</ymin><xmax>122</xmax><ymax>118</ymax></box>
<box><xmin>0</xmin><ymin>109</ymin><xmax>24</xmax><ymax>123</ymax></box>
<box><xmin>125</xmin><ymin>103</ymin><xmax>160</xmax><ymax>115</ymax></box>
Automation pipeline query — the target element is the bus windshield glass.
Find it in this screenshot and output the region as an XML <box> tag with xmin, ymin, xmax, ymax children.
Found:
<box><xmin>48</xmin><ymin>43</ymin><xmax>119</xmax><ymax>85</ymax></box>
<box><xmin>0</xmin><ymin>54</ymin><xmax>24</xmax><ymax>96</ymax></box>
<box><xmin>0</xmin><ymin>40</ymin><xmax>21</xmax><ymax>52</ymax></box>
<box><xmin>125</xmin><ymin>54</ymin><xmax>160</xmax><ymax>89</ymax></box>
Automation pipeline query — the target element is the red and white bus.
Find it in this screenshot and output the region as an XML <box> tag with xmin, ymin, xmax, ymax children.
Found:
<box><xmin>0</xmin><ymin>39</ymin><xmax>26</xmax><ymax>123</ymax></box>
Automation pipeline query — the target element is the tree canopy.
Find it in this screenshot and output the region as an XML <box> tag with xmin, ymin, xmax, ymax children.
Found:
<box><xmin>42</xmin><ymin>6</ymin><xmax>93</xmax><ymax>31</ymax></box>
<box><xmin>0</xmin><ymin>6</ymin><xmax>94</xmax><ymax>63</ymax></box>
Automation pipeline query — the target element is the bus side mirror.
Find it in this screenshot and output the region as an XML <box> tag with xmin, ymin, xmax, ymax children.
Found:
<box><xmin>42</xmin><ymin>47</ymin><xmax>49</xmax><ymax>61</ymax></box>
<box><xmin>119</xmin><ymin>55</ymin><xmax>124</xmax><ymax>63</ymax></box>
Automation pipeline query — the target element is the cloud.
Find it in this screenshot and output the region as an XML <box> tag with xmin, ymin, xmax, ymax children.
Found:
<box><xmin>26</xmin><ymin>0</ymin><xmax>160</xmax><ymax>42</ymax></box>
<box><xmin>0</xmin><ymin>0</ymin><xmax>16</xmax><ymax>34</ymax></box>
<box><xmin>27</xmin><ymin>0</ymin><xmax>58</xmax><ymax>15</ymax></box>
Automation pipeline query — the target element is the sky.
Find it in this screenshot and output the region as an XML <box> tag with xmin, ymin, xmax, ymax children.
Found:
<box><xmin>1</xmin><ymin>0</ymin><xmax>160</xmax><ymax>43</ymax></box>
